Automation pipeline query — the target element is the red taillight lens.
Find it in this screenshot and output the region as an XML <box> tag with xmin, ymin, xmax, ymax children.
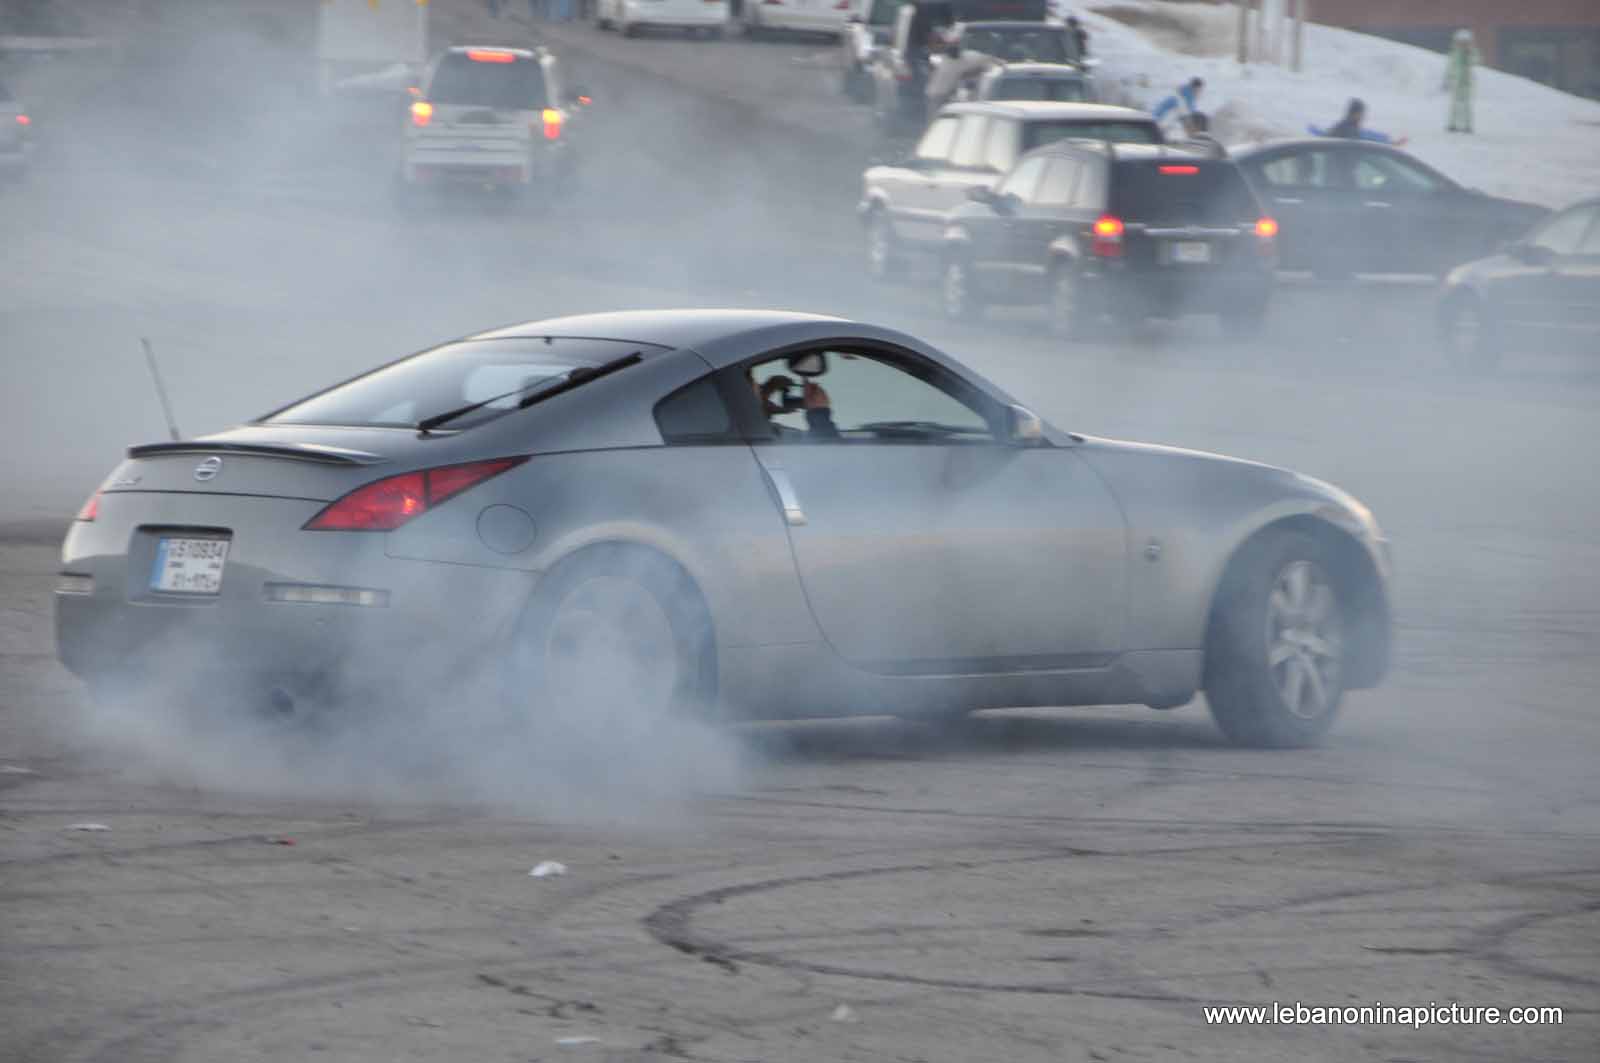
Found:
<box><xmin>1158</xmin><ymin>164</ymin><xmax>1198</xmax><ymax>175</ymax></box>
<box><xmin>1255</xmin><ymin>216</ymin><xmax>1279</xmax><ymax>238</ymax></box>
<box><xmin>411</xmin><ymin>100</ymin><xmax>433</xmax><ymax>127</ymax></box>
<box><xmin>541</xmin><ymin>108</ymin><xmax>563</xmax><ymax>141</ymax></box>
<box><xmin>15</xmin><ymin>114</ymin><xmax>30</xmax><ymax>127</ymax></box>
<box><xmin>304</xmin><ymin>458</ymin><xmax>527</xmax><ymax>532</ymax></box>
<box><xmin>1091</xmin><ymin>215</ymin><xmax>1124</xmax><ymax>257</ymax></box>
<box><xmin>467</xmin><ymin>49</ymin><xmax>517</xmax><ymax>63</ymax></box>
<box><xmin>76</xmin><ymin>491</ymin><xmax>100</xmax><ymax>522</ymax></box>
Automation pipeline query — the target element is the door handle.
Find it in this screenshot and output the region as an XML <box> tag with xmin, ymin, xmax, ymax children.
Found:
<box><xmin>764</xmin><ymin>467</ymin><xmax>807</xmax><ymax>527</ymax></box>
<box><xmin>1363</xmin><ymin>200</ymin><xmax>1392</xmax><ymax>208</ymax></box>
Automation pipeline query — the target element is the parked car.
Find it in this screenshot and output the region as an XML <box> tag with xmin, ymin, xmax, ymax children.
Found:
<box><xmin>939</xmin><ymin>142</ymin><xmax>1277</xmax><ymax>337</ymax></box>
<box><xmin>0</xmin><ymin>76</ymin><xmax>32</xmax><ymax>182</ymax></box>
<box><xmin>1437</xmin><ymin>197</ymin><xmax>1600</xmax><ymax>371</ymax></box>
<box><xmin>739</xmin><ymin>0</ymin><xmax>861</xmax><ymax>41</ymax></box>
<box><xmin>399</xmin><ymin>46</ymin><xmax>587</xmax><ymax>204</ymax></box>
<box><xmin>595</xmin><ymin>0</ymin><xmax>730</xmax><ymax>38</ymax></box>
<box><xmin>969</xmin><ymin>61</ymin><xmax>1096</xmax><ymax>102</ymax></box>
<box><xmin>841</xmin><ymin>0</ymin><xmax>910</xmax><ymax>103</ymax></box>
<box><xmin>1233</xmin><ymin>138</ymin><xmax>1547</xmax><ymax>278</ymax></box>
<box><xmin>859</xmin><ymin>101</ymin><xmax>1163</xmax><ymax>280</ymax></box>
<box><xmin>57</xmin><ymin>308</ymin><xmax>1391</xmax><ymax>748</ymax></box>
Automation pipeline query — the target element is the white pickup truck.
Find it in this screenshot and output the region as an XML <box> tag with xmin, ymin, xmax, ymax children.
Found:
<box><xmin>400</xmin><ymin>46</ymin><xmax>586</xmax><ymax>203</ymax></box>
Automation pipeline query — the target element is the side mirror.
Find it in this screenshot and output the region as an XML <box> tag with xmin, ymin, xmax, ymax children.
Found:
<box><xmin>1507</xmin><ymin>242</ymin><xmax>1553</xmax><ymax>266</ymax></box>
<box><xmin>1006</xmin><ymin>404</ymin><xmax>1046</xmax><ymax>446</ymax></box>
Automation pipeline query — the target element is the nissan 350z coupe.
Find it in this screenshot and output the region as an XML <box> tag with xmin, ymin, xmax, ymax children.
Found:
<box><xmin>57</xmin><ymin>310</ymin><xmax>1392</xmax><ymax>748</ymax></box>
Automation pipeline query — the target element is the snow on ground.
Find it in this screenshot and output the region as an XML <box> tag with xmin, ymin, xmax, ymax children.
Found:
<box><xmin>1079</xmin><ymin>1</ymin><xmax>1600</xmax><ymax>207</ymax></box>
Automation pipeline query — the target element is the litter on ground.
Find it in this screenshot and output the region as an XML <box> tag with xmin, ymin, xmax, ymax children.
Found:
<box><xmin>530</xmin><ymin>860</ymin><xmax>569</xmax><ymax>878</ymax></box>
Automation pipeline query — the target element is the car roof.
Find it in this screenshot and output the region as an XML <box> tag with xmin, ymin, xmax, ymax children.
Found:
<box><xmin>990</xmin><ymin>62</ymin><xmax>1086</xmax><ymax>78</ymax></box>
<box><xmin>940</xmin><ymin>101</ymin><xmax>1150</xmax><ymax>121</ymax></box>
<box><xmin>1022</xmin><ymin>141</ymin><xmax>1219</xmax><ymax>163</ymax></box>
<box><xmin>469</xmin><ymin>309</ymin><xmax>851</xmax><ymax>354</ymax></box>
<box><xmin>1231</xmin><ymin>137</ymin><xmax>1408</xmax><ymax>159</ymax></box>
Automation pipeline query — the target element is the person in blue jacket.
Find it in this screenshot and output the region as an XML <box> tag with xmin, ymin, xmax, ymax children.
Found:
<box><xmin>1151</xmin><ymin>77</ymin><xmax>1203</xmax><ymax>130</ymax></box>
<box><xmin>1312</xmin><ymin>98</ymin><xmax>1408</xmax><ymax>146</ymax></box>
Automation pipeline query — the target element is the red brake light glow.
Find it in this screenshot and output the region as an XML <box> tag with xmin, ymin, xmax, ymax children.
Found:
<box><xmin>304</xmin><ymin>458</ymin><xmax>527</xmax><ymax>532</ymax></box>
<box><xmin>76</xmin><ymin>491</ymin><xmax>100</xmax><ymax>522</ymax></box>
<box><xmin>1091</xmin><ymin>215</ymin><xmax>1125</xmax><ymax>257</ymax></box>
<box><xmin>467</xmin><ymin>49</ymin><xmax>517</xmax><ymax>63</ymax></box>
<box><xmin>541</xmin><ymin>108</ymin><xmax>563</xmax><ymax>140</ymax></box>
<box><xmin>1158</xmin><ymin>164</ymin><xmax>1198</xmax><ymax>174</ymax></box>
<box><xmin>410</xmin><ymin>100</ymin><xmax>433</xmax><ymax>127</ymax></box>
<box><xmin>1255</xmin><ymin>216</ymin><xmax>1279</xmax><ymax>238</ymax></box>
<box><xmin>15</xmin><ymin>114</ymin><xmax>29</xmax><ymax>127</ymax></box>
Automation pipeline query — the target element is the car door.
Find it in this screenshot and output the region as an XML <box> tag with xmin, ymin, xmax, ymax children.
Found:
<box><xmin>967</xmin><ymin>152</ymin><xmax>1048</xmax><ymax>290</ymax></box>
<box><xmin>890</xmin><ymin>112</ymin><xmax>960</xmax><ymax>245</ymax></box>
<box><xmin>737</xmin><ymin>346</ymin><xmax>1128</xmax><ymax>671</ymax></box>
<box><xmin>1346</xmin><ymin>149</ymin><xmax>1457</xmax><ymax>273</ymax></box>
<box><xmin>1496</xmin><ymin>205</ymin><xmax>1599</xmax><ymax>328</ymax></box>
<box><xmin>1003</xmin><ymin>154</ymin><xmax>1080</xmax><ymax>297</ymax></box>
<box><xmin>1240</xmin><ymin>146</ymin><xmax>1353</xmax><ymax>272</ymax></box>
<box><xmin>916</xmin><ymin>113</ymin><xmax>1001</xmax><ymax>240</ymax></box>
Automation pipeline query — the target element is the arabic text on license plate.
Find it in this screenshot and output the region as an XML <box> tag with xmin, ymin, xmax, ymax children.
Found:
<box><xmin>1172</xmin><ymin>241</ymin><xmax>1212</xmax><ymax>264</ymax></box>
<box><xmin>151</xmin><ymin>537</ymin><xmax>229</xmax><ymax>595</ymax></box>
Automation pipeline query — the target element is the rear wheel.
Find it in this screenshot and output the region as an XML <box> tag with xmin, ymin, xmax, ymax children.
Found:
<box><xmin>1205</xmin><ymin>531</ymin><xmax>1348</xmax><ymax>748</ymax></box>
<box><xmin>1439</xmin><ymin>293</ymin><xmax>1499</xmax><ymax>373</ymax></box>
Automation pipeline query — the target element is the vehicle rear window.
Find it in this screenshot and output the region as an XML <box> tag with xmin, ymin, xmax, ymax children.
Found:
<box><xmin>262</xmin><ymin>338</ymin><xmax>660</xmax><ymax>430</ymax></box>
<box><xmin>1110</xmin><ymin>160</ymin><xmax>1262</xmax><ymax>224</ymax></box>
<box><xmin>428</xmin><ymin>53</ymin><xmax>547</xmax><ymax>110</ymax></box>
<box><xmin>1023</xmin><ymin>120</ymin><xmax>1161</xmax><ymax>150</ymax></box>
<box><xmin>990</xmin><ymin>76</ymin><xmax>1090</xmax><ymax>103</ymax></box>
<box><xmin>962</xmin><ymin>26</ymin><xmax>1077</xmax><ymax>64</ymax></box>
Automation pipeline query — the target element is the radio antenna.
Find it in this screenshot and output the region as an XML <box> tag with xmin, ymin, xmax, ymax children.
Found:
<box><xmin>139</xmin><ymin>337</ymin><xmax>182</xmax><ymax>441</ymax></box>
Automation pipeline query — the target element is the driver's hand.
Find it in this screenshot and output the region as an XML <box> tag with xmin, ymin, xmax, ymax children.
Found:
<box><xmin>803</xmin><ymin>382</ymin><xmax>831</xmax><ymax>410</ymax></box>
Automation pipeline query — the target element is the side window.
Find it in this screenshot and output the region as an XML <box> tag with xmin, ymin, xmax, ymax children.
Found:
<box><xmin>948</xmin><ymin>115</ymin><xmax>989</xmax><ymax>168</ymax></box>
<box><xmin>1529</xmin><ymin>206</ymin><xmax>1597</xmax><ymax>255</ymax></box>
<box><xmin>1071</xmin><ymin>159</ymin><xmax>1106</xmax><ymax>209</ymax></box>
<box><xmin>1352</xmin><ymin>153</ymin><xmax>1442</xmax><ymax>194</ymax></box>
<box><xmin>981</xmin><ymin>118</ymin><xmax>1020</xmax><ymax>173</ymax></box>
<box><xmin>1258</xmin><ymin>150</ymin><xmax>1335</xmax><ymax>188</ymax></box>
<box><xmin>914</xmin><ymin>115</ymin><xmax>960</xmax><ymax>162</ymax></box>
<box><xmin>1033</xmin><ymin>158</ymin><xmax>1079</xmax><ymax>207</ymax></box>
<box><xmin>654</xmin><ymin>376</ymin><xmax>735</xmax><ymax>444</ymax></box>
<box><xmin>998</xmin><ymin>155</ymin><xmax>1048</xmax><ymax>200</ymax></box>
<box><xmin>746</xmin><ymin>351</ymin><xmax>994</xmax><ymax>444</ymax></box>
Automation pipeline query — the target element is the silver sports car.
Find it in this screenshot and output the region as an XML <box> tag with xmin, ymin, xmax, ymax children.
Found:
<box><xmin>56</xmin><ymin>309</ymin><xmax>1391</xmax><ymax>747</ymax></box>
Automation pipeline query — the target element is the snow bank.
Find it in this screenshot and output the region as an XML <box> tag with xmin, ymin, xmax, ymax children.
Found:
<box><xmin>1079</xmin><ymin>1</ymin><xmax>1600</xmax><ymax>207</ymax></box>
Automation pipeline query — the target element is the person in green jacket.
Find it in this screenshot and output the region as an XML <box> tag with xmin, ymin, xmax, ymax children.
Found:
<box><xmin>1444</xmin><ymin>28</ymin><xmax>1480</xmax><ymax>133</ymax></box>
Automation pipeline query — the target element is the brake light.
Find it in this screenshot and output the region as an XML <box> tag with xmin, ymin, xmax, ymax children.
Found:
<box><xmin>76</xmin><ymin>491</ymin><xmax>100</xmax><ymax>522</ymax></box>
<box><xmin>833</xmin><ymin>0</ymin><xmax>851</xmax><ymax>7</ymax></box>
<box><xmin>1158</xmin><ymin>164</ymin><xmax>1198</xmax><ymax>175</ymax></box>
<box><xmin>15</xmin><ymin>114</ymin><xmax>29</xmax><ymax>127</ymax></box>
<box><xmin>467</xmin><ymin>49</ymin><xmax>517</xmax><ymax>63</ymax></box>
<box><xmin>1091</xmin><ymin>215</ymin><xmax>1124</xmax><ymax>257</ymax></box>
<box><xmin>304</xmin><ymin>458</ymin><xmax>527</xmax><ymax>532</ymax></box>
<box><xmin>541</xmin><ymin>107</ymin><xmax>563</xmax><ymax>140</ymax></box>
<box><xmin>410</xmin><ymin>100</ymin><xmax>433</xmax><ymax>127</ymax></box>
<box><xmin>1255</xmin><ymin>216</ymin><xmax>1279</xmax><ymax>238</ymax></box>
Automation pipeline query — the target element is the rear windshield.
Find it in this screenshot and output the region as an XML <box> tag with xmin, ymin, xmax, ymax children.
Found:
<box><xmin>262</xmin><ymin>338</ymin><xmax>657</xmax><ymax>430</ymax></box>
<box><xmin>1111</xmin><ymin>160</ymin><xmax>1262</xmax><ymax>224</ymax></box>
<box><xmin>1023</xmin><ymin>119</ymin><xmax>1161</xmax><ymax>151</ymax></box>
<box><xmin>427</xmin><ymin>53</ymin><xmax>547</xmax><ymax>110</ymax></box>
<box><xmin>962</xmin><ymin>26</ymin><xmax>1077</xmax><ymax>64</ymax></box>
<box><xmin>990</xmin><ymin>76</ymin><xmax>1090</xmax><ymax>103</ymax></box>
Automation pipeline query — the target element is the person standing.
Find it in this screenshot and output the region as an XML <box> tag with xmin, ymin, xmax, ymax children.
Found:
<box><xmin>1319</xmin><ymin>98</ymin><xmax>1408</xmax><ymax>146</ymax></box>
<box><xmin>1444</xmin><ymin>28</ymin><xmax>1480</xmax><ymax>133</ymax></box>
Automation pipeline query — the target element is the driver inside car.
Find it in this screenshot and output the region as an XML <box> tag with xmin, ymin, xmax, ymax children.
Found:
<box><xmin>749</xmin><ymin>355</ymin><xmax>839</xmax><ymax>440</ymax></box>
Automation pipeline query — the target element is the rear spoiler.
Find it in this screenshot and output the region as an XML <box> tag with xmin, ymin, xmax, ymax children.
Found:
<box><xmin>126</xmin><ymin>441</ymin><xmax>389</xmax><ymax>465</ymax></box>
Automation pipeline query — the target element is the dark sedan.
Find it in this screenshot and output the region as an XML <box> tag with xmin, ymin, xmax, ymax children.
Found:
<box><xmin>1233</xmin><ymin>139</ymin><xmax>1547</xmax><ymax>278</ymax></box>
<box><xmin>1437</xmin><ymin>197</ymin><xmax>1600</xmax><ymax>371</ymax></box>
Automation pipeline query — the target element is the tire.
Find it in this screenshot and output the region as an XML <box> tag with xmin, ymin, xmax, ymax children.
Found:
<box><xmin>1205</xmin><ymin>531</ymin><xmax>1349</xmax><ymax>749</ymax></box>
<box><xmin>940</xmin><ymin>254</ymin><xmax>983</xmax><ymax>321</ymax></box>
<box><xmin>864</xmin><ymin>210</ymin><xmax>902</xmax><ymax>281</ymax></box>
<box><xmin>1047</xmin><ymin>262</ymin><xmax>1090</xmax><ymax>340</ymax></box>
<box><xmin>505</xmin><ymin>546</ymin><xmax>716</xmax><ymax>729</ymax></box>
<box><xmin>1438</xmin><ymin>293</ymin><xmax>1499</xmax><ymax>374</ymax></box>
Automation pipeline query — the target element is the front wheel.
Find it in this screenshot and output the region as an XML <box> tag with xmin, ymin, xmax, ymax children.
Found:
<box><xmin>1205</xmin><ymin>532</ymin><xmax>1348</xmax><ymax>748</ymax></box>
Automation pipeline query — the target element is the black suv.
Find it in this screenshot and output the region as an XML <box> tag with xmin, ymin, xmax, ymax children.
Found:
<box><xmin>859</xmin><ymin>101</ymin><xmax>1164</xmax><ymax>280</ymax></box>
<box><xmin>939</xmin><ymin>142</ymin><xmax>1278</xmax><ymax>338</ymax></box>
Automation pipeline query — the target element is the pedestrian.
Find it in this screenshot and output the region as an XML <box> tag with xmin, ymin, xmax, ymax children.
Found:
<box><xmin>1317</xmin><ymin>97</ymin><xmax>1408</xmax><ymax>146</ymax></box>
<box><xmin>1443</xmin><ymin>28</ymin><xmax>1479</xmax><ymax>133</ymax></box>
<box><xmin>1151</xmin><ymin>76</ymin><xmax>1203</xmax><ymax>134</ymax></box>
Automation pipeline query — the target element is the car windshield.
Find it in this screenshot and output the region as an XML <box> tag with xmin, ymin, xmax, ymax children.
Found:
<box><xmin>428</xmin><ymin>53</ymin><xmax>547</xmax><ymax>110</ymax></box>
<box><xmin>962</xmin><ymin>27</ymin><xmax>1076</xmax><ymax>63</ymax></box>
<box><xmin>1023</xmin><ymin>120</ymin><xmax>1161</xmax><ymax>150</ymax></box>
<box><xmin>262</xmin><ymin>338</ymin><xmax>659</xmax><ymax>430</ymax></box>
<box><xmin>1111</xmin><ymin>160</ymin><xmax>1262</xmax><ymax>224</ymax></box>
<box><xmin>990</xmin><ymin>76</ymin><xmax>1090</xmax><ymax>102</ymax></box>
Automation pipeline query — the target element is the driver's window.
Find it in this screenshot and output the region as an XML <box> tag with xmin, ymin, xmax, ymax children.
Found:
<box><xmin>1528</xmin><ymin>206</ymin><xmax>1596</xmax><ymax>255</ymax></box>
<box><xmin>746</xmin><ymin>350</ymin><xmax>994</xmax><ymax>444</ymax></box>
<box><xmin>1353</xmin><ymin>153</ymin><xmax>1440</xmax><ymax>194</ymax></box>
<box><xmin>998</xmin><ymin>154</ymin><xmax>1048</xmax><ymax>200</ymax></box>
<box><xmin>915</xmin><ymin>115</ymin><xmax>960</xmax><ymax>162</ymax></box>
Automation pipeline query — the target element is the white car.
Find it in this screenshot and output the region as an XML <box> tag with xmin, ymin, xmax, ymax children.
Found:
<box><xmin>0</xmin><ymin>77</ymin><xmax>32</xmax><ymax>181</ymax></box>
<box><xmin>597</xmin><ymin>0</ymin><xmax>730</xmax><ymax>37</ymax></box>
<box><xmin>740</xmin><ymin>0</ymin><xmax>862</xmax><ymax>41</ymax></box>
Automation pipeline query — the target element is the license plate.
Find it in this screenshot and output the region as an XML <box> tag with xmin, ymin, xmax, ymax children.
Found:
<box><xmin>150</xmin><ymin>537</ymin><xmax>229</xmax><ymax>595</ymax></box>
<box><xmin>1170</xmin><ymin>240</ymin><xmax>1212</xmax><ymax>264</ymax></box>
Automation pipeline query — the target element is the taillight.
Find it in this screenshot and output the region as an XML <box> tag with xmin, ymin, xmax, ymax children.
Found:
<box><xmin>541</xmin><ymin>108</ymin><xmax>563</xmax><ymax>140</ymax></box>
<box><xmin>1255</xmin><ymin>216</ymin><xmax>1279</xmax><ymax>238</ymax></box>
<box><xmin>76</xmin><ymin>491</ymin><xmax>100</xmax><ymax>522</ymax></box>
<box><xmin>15</xmin><ymin>114</ymin><xmax>29</xmax><ymax>127</ymax></box>
<box><xmin>411</xmin><ymin>100</ymin><xmax>433</xmax><ymax>127</ymax></box>
<box><xmin>304</xmin><ymin>458</ymin><xmax>527</xmax><ymax>532</ymax></box>
<box><xmin>1158</xmin><ymin>164</ymin><xmax>1197</xmax><ymax>175</ymax></box>
<box><xmin>467</xmin><ymin>49</ymin><xmax>517</xmax><ymax>63</ymax></box>
<box><xmin>1091</xmin><ymin>215</ymin><xmax>1124</xmax><ymax>258</ymax></box>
